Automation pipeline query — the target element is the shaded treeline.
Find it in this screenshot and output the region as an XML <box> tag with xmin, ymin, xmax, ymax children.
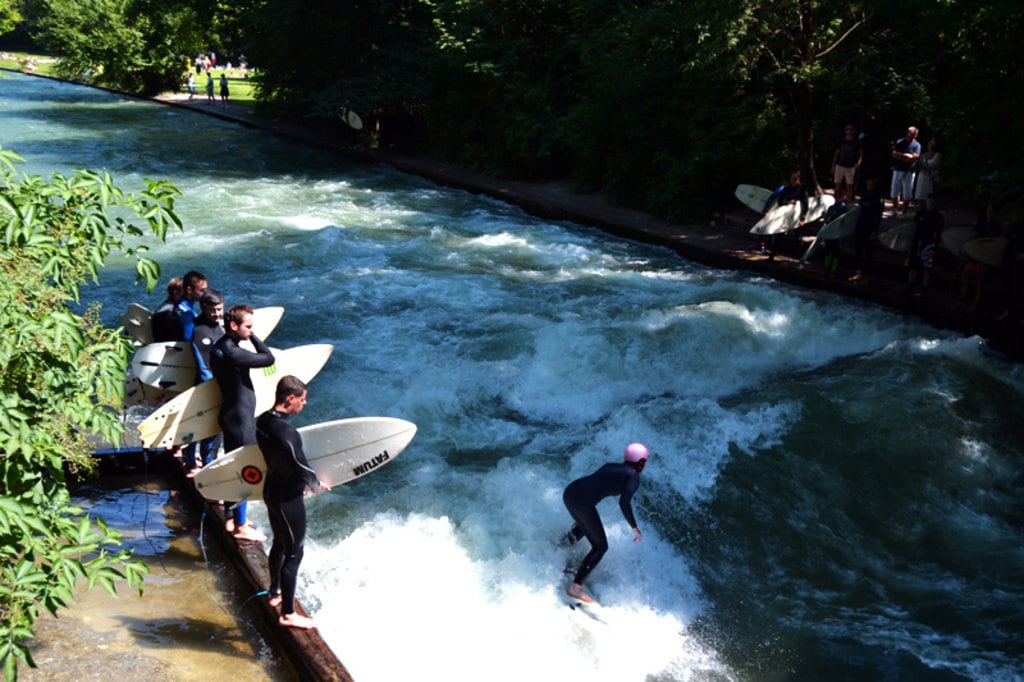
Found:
<box><xmin>9</xmin><ymin>0</ymin><xmax>1024</xmax><ymax>219</ymax></box>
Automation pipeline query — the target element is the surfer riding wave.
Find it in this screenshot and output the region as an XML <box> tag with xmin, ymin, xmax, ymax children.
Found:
<box><xmin>562</xmin><ymin>443</ymin><xmax>649</xmax><ymax>604</ymax></box>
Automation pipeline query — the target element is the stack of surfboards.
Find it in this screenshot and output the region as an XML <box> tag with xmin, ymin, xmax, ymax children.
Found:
<box><xmin>876</xmin><ymin>222</ymin><xmax>916</xmax><ymax>252</ymax></box>
<box><xmin>193</xmin><ymin>417</ymin><xmax>417</xmax><ymax>502</ymax></box>
<box><xmin>941</xmin><ymin>226</ymin><xmax>976</xmax><ymax>259</ymax></box>
<box><xmin>749</xmin><ymin>193</ymin><xmax>835</xmax><ymax>236</ymax></box>
<box><xmin>136</xmin><ymin>343</ymin><xmax>334</xmax><ymax>449</ymax></box>
<box><xmin>121</xmin><ymin>305</ymin><xmax>284</xmax><ymax>407</ymax></box>
<box><xmin>799</xmin><ymin>206</ymin><xmax>860</xmax><ymax>265</ymax></box>
<box><xmin>939</xmin><ymin>226</ymin><xmax>1008</xmax><ymax>267</ymax></box>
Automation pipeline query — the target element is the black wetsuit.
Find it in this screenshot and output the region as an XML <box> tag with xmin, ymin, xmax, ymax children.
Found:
<box><xmin>210</xmin><ymin>334</ymin><xmax>274</xmax><ymax>528</ymax></box>
<box><xmin>562</xmin><ymin>462</ymin><xmax>641</xmax><ymax>584</ymax></box>
<box><xmin>854</xmin><ymin>189</ymin><xmax>884</xmax><ymax>272</ymax></box>
<box><xmin>150</xmin><ymin>297</ymin><xmax>183</xmax><ymax>342</ymax></box>
<box><xmin>210</xmin><ymin>334</ymin><xmax>275</xmax><ymax>451</ymax></box>
<box><xmin>257</xmin><ymin>408</ymin><xmax>319</xmax><ymax>616</ymax></box>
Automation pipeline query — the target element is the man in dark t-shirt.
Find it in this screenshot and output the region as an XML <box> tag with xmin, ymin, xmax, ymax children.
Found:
<box><xmin>832</xmin><ymin>124</ymin><xmax>863</xmax><ymax>203</ymax></box>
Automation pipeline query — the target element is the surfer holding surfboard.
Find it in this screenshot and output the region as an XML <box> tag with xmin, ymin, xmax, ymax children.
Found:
<box><xmin>561</xmin><ymin>443</ymin><xmax>650</xmax><ymax>604</ymax></box>
<box><xmin>211</xmin><ymin>304</ymin><xmax>276</xmax><ymax>542</ymax></box>
<box><xmin>256</xmin><ymin>375</ymin><xmax>331</xmax><ymax>630</ymax></box>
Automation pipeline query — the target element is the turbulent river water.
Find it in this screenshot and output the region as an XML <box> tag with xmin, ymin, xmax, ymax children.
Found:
<box><xmin>3</xmin><ymin>71</ymin><xmax>1023</xmax><ymax>681</ymax></box>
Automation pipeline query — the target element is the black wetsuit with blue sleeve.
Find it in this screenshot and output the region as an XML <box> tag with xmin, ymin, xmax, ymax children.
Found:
<box><xmin>562</xmin><ymin>462</ymin><xmax>641</xmax><ymax>584</ymax></box>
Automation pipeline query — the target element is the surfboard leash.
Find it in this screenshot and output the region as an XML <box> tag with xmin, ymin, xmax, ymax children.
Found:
<box><xmin>197</xmin><ymin>508</ymin><xmax>270</xmax><ymax>626</ymax></box>
<box><xmin>137</xmin><ymin>447</ymin><xmax>169</xmax><ymax>574</ymax></box>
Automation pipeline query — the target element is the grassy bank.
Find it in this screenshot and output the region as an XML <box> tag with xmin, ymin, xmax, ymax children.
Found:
<box><xmin>1</xmin><ymin>51</ymin><xmax>258</xmax><ymax>109</ymax></box>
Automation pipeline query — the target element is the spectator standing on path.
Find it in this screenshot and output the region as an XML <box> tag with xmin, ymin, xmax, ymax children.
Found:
<box><xmin>186</xmin><ymin>73</ymin><xmax>196</xmax><ymax>100</ymax></box>
<box><xmin>211</xmin><ymin>304</ymin><xmax>275</xmax><ymax>542</ymax></box>
<box><xmin>219</xmin><ymin>73</ymin><xmax>229</xmax><ymax>104</ymax></box>
<box><xmin>206</xmin><ymin>73</ymin><xmax>215</xmax><ymax>103</ymax></box>
<box><xmin>257</xmin><ymin>375</ymin><xmax>331</xmax><ymax>630</ymax></box>
<box><xmin>831</xmin><ymin>124</ymin><xmax>863</xmax><ymax>203</ymax></box>
<box><xmin>906</xmin><ymin>194</ymin><xmax>944</xmax><ymax>297</ymax></box>
<box><xmin>914</xmin><ymin>137</ymin><xmax>942</xmax><ymax>202</ymax></box>
<box><xmin>890</xmin><ymin>126</ymin><xmax>921</xmax><ymax>214</ymax></box>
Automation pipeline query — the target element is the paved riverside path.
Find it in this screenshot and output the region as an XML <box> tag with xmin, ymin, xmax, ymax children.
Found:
<box><xmin>154</xmin><ymin>91</ymin><xmax>1022</xmax><ymax>362</ymax></box>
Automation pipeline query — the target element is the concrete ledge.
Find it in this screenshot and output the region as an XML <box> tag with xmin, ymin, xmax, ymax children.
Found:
<box><xmin>88</xmin><ymin>447</ymin><xmax>355</xmax><ymax>681</ymax></box>
<box><xmin>174</xmin><ymin>463</ymin><xmax>356</xmax><ymax>682</ymax></box>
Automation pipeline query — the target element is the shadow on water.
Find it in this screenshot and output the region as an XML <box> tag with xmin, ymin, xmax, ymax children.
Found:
<box><xmin>115</xmin><ymin>614</ymin><xmax>264</xmax><ymax>658</ymax></box>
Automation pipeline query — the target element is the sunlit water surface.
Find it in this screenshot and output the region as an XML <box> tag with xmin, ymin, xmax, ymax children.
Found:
<box><xmin>3</xmin><ymin>72</ymin><xmax>1023</xmax><ymax>681</ymax></box>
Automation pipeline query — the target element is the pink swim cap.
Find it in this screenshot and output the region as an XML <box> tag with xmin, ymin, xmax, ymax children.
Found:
<box><xmin>624</xmin><ymin>443</ymin><xmax>650</xmax><ymax>463</ymax></box>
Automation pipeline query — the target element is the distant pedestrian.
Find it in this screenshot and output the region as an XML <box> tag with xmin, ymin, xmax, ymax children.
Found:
<box><xmin>219</xmin><ymin>73</ymin><xmax>229</xmax><ymax>104</ymax></box>
<box><xmin>186</xmin><ymin>73</ymin><xmax>196</xmax><ymax>100</ymax></box>
<box><xmin>206</xmin><ymin>73</ymin><xmax>215</xmax><ymax>103</ymax></box>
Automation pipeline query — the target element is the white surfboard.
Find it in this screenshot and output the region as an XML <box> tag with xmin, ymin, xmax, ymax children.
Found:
<box><xmin>799</xmin><ymin>206</ymin><xmax>861</xmax><ymax>265</ymax></box>
<box><xmin>877</xmin><ymin>222</ymin><xmax>916</xmax><ymax>252</ymax></box>
<box><xmin>123</xmin><ymin>374</ymin><xmax>179</xmax><ymax>408</ymax></box>
<box><xmin>734</xmin><ymin>184</ymin><xmax>773</xmax><ymax>213</ymax></box>
<box><xmin>963</xmin><ymin>237</ymin><xmax>1009</xmax><ymax>268</ymax></box>
<box><xmin>120</xmin><ymin>303</ymin><xmax>154</xmax><ymax>345</ymax></box>
<box><xmin>137</xmin><ymin>343</ymin><xmax>334</xmax><ymax>449</ymax></box>
<box><xmin>750</xmin><ymin>194</ymin><xmax>834</xmax><ymax>236</ymax></box>
<box><xmin>941</xmin><ymin>226</ymin><xmax>977</xmax><ymax>258</ymax></box>
<box><xmin>816</xmin><ymin>206</ymin><xmax>860</xmax><ymax>241</ymax></box>
<box><xmin>130</xmin><ymin>306</ymin><xmax>285</xmax><ymax>393</ymax></box>
<box><xmin>193</xmin><ymin>417</ymin><xmax>417</xmax><ymax>502</ymax></box>
<box><xmin>131</xmin><ymin>342</ymin><xmax>198</xmax><ymax>392</ymax></box>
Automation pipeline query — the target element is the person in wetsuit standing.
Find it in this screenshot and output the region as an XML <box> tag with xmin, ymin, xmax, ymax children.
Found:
<box><xmin>257</xmin><ymin>375</ymin><xmax>330</xmax><ymax>630</ymax></box>
<box><xmin>211</xmin><ymin>304</ymin><xmax>275</xmax><ymax>542</ymax></box>
<box><xmin>562</xmin><ymin>443</ymin><xmax>650</xmax><ymax>604</ymax></box>
<box><xmin>187</xmin><ymin>288</ymin><xmax>225</xmax><ymax>476</ymax></box>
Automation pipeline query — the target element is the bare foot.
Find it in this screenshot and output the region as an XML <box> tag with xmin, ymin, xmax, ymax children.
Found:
<box><xmin>233</xmin><ymin>524</ymin><xmax>266</xmax><ymax>542</ymax></box>
<box><xmin>224</xmin><ymin>518</ymin><xmax>236</xmax><ymax>534</ymax></box>
<box><xmin>566</xmin><ymin>583</ymin><xmax>593</xmax><ymax>604</ymax></box>
<box><xmin>279</xmin><ymin>612</ymin><xmax>316</xmax><ymax>630</ymax></box>
<box><xmin>268</xmin><ymin>594</ymin><xmax>282</xmax><ymax>608</ymax></box>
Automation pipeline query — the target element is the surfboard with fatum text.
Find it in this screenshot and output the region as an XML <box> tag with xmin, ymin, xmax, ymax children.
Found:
<box><xmin>192</xmin><ymin>417</ymin><xmax>417</xmax><ymax>501</ymax></box>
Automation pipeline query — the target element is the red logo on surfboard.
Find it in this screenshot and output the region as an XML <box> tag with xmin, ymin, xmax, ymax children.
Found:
<box><xmin>241</xmin><ymin>465</ymin><xmax>263</xmax><ymax>485</ymax></box>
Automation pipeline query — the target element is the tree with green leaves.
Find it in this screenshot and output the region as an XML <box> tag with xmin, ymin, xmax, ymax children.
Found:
<box><xmin>0</xmin><ymin>0</ymin><xmax>20</xmax><ymax>37</ymax></box>
<box><xmin>0</xmin><ymin>145</ymin><xmax>182</xmax><ymax>680</ymax></box>
<box><xmin>19</xmin><ymin>0</ymin><xmax>205</xmax><ymax>93</ymax></box>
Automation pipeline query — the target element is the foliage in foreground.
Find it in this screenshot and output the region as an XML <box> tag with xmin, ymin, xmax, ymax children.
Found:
<box><xmin>0</xmin><ymin>145</ymin><xmax>182</xmax><ymax>679</ymax></box>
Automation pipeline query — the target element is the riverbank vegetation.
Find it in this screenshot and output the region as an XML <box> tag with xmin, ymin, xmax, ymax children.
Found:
<box><xmin>0</xmin><ymin>145</ymin><xmax>182</xmax><ymax>679</ymax></box>
<box><xmin>2</xmin><ymin>1</ymin><xmax>1020</xmax><ymax>220</ymax></box>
